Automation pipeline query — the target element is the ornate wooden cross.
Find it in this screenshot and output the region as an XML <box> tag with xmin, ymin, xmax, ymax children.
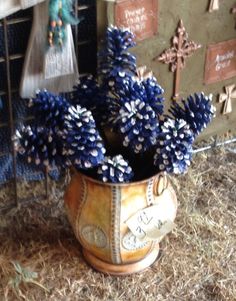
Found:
<box><xmin>156</xmin><ymin>20</ymin><xmax>201</xmax><ymax>100</ymax></box>
<box><xmin>219</xmin><ymin>84</ymin><xmax>236</xmax><ymax>115</ymax></box>
<box><xmin>209</xmin><ymin>0</ymin><xmax>220</xmax><ymax>12</ymax></box>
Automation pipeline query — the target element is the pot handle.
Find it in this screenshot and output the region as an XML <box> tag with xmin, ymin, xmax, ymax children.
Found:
<box><xmin>153</xmin><ymin>173</ymin><xmax>168</xmax><ymax>196</ymax></box>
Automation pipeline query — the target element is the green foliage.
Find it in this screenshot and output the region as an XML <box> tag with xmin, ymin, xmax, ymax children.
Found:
<box><xmin>8</xmin><ymin>261</ymin><xmax>50</xmax><ymax>297</ymax></box>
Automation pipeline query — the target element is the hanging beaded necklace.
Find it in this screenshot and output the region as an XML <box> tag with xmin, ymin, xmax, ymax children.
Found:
<box><xmin>47</xmin><ymin>0</ymin><xmax>80</xmax><ymax>48</ymax></box>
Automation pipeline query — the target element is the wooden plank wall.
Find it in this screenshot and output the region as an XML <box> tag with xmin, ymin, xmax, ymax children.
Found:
<box><xmin>97</xmin><ymin>0</ymin><xmax>236</xmax><ymax>139</ymax></box>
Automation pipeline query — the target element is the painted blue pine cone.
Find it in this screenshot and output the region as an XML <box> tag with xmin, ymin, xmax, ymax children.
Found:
<box><xmin>14</xmin><ymin>125</ymin><xmax>65</xmax><ymax>170</ymax></box>
<box><xmin>108</xmin><ymin>80</ymin><xmax>163</xmax><ymax>153</ymax></box>
<box><xmin>105</xmin><ymin>68</ymin><xmax>135</xmax><ymax>96</ymax></box>
<box><xmin>72</xmin><ymin>75</ymin><xmax>109</xmax><ymax>124</ymax></box>
<box><xmin>97</xmin><ymin>155</ymin><xmax>134</xmax><ymax>183</ymax></box>
<box><xmin>120</xmin><ymin>98</ymin><xmax>160</xmax><ymax>153</ymax></box>
<box><xmin>154</xmin><ymin>119</ymin><xmax>194</xmax><ymax>174</ymax></box>
<box><xmin>168</xmin><ymin>92</ymin><xmax>215</xmax><ymax>138</ymax></box>
<box><xmin>142</xmin><ymin>77</ymin><xmax>165</xmax><ymax>117</ymax></box>
<box><xmin>62</xmin><ymin>105</ymin><xmax>106</xmax><ymax>170</ymax></box>
<box><xmin>98</xmin><ymin>26</ymin><xmax>137</xmax><ymax>88</ymax></box>
<box><xmin>29</xmin><ymin>90</ymin><xmax>69</xmax><ymax>130</ymax></box>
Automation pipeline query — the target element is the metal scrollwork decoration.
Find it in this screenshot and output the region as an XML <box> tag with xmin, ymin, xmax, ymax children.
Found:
<box><xmin>155</xmin><ymin>20</ymin><xmax>201</xmax><ymax>101</ymax></box>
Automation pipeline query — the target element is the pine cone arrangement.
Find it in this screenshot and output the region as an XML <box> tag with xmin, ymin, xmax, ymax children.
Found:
<box><xmin>168</xmin><ymin>93</ymin><xmax>215</xmax><ymax>138</ymax></box>
<box><xmin>154</xmin><ymin>119</ymin><xmax>194</xmax><ymax>174</ymax></box>
<box><xmin>62</xmin><ymin>105</ymin><xmax>106</xmax><ymax>169</ymax></box>
<box><xmin>13</xmin><ymin>26</ymin><xmax>216</xmax><ymax>183</ymax></box>
<box><xmin>97</xmin><ymin>155</ymin><xmax>133</xmax><ymax>183</ymax></box>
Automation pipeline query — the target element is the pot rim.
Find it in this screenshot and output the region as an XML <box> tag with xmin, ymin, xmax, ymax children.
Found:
<box><xmin>73</xmin><ymin>170</ymin><xmax>167</xmax><ymax>187</ymax></box>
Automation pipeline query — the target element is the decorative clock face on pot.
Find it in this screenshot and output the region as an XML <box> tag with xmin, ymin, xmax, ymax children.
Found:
<box><xmin>81</xmin><ymin>225</ymin><xmax>107</xmax><ymax>249</ymax></box>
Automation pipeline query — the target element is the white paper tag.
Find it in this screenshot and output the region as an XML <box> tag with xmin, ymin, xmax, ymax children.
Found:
<box><xmin>126</xmin><ymin>205</ymin><xmax>176</xmax><ymax>242</ymax></box>
<box><xmin>44</xmin><ymin>27</ymin><xmax>74</xmax><ymax>79</ymax></box>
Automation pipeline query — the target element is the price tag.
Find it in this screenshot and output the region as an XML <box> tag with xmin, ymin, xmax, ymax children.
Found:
<box><xmin>126</xmin><ymin>205</ymin><xmax>176</xmax><ymax>242</ymax></box>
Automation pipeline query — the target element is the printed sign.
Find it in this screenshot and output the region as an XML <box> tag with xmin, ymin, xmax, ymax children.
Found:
<box><xmin>204</xmin><ymin>39</ymin><xmax>236</xmax><ymax>84</ymax></box>
<box><xmin>115</xmin><ymin>0</ymin><xmax>158</xmax><ymax>41</ymax></box>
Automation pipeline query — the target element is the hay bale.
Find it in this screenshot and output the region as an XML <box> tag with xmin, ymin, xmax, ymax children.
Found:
<box><xmin>0</xmin><ymin>143</ymin><xmax>236</xmax><ymax>300</ymax></box>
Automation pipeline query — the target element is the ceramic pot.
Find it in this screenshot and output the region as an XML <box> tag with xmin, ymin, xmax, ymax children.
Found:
<box><xmin>64</xmin><ymin>171</ymin><xmax>177</xmax><ymax>275</ymax></box>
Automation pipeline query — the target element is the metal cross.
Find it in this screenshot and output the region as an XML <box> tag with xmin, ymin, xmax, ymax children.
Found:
<box><xmin>209</xmin><ymin>0</ymin><xmax>220</xmax><ymax>13</ymax></box>
<box><xmin>219</xmin><ymin>84</ymin><xmax>236</xmax><ymax>115</ymax></box>
<box><xmin>156</xmin><ymin>20</ymin><xmax>201</xmax><ymax>100</ymax></box>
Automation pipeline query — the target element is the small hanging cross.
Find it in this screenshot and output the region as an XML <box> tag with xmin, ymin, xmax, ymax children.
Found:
<box><xmin>209</xmin><ymin>0</ymin><xmax>220</xmax><ymax>12</ymax></box>
<box><xmin>155</xmin><ymin>20</ymin><xmax>201</xmax><ymax>101</ymax></box>
<box><xmin>219</xmin><ymin>84</ymin><xmax>236</xmax><ymax>115</ymax></box>
<box><xmin>231</xmin><ymin>4</ymin><xmax>236</xmax><ymax>29</ymax></box>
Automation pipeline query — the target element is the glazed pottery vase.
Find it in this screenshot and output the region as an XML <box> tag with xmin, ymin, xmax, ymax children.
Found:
<box><xmin>64</xmin><ymin>171</ymin><xmax>177</xmax><ymax>275</ymax></box>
